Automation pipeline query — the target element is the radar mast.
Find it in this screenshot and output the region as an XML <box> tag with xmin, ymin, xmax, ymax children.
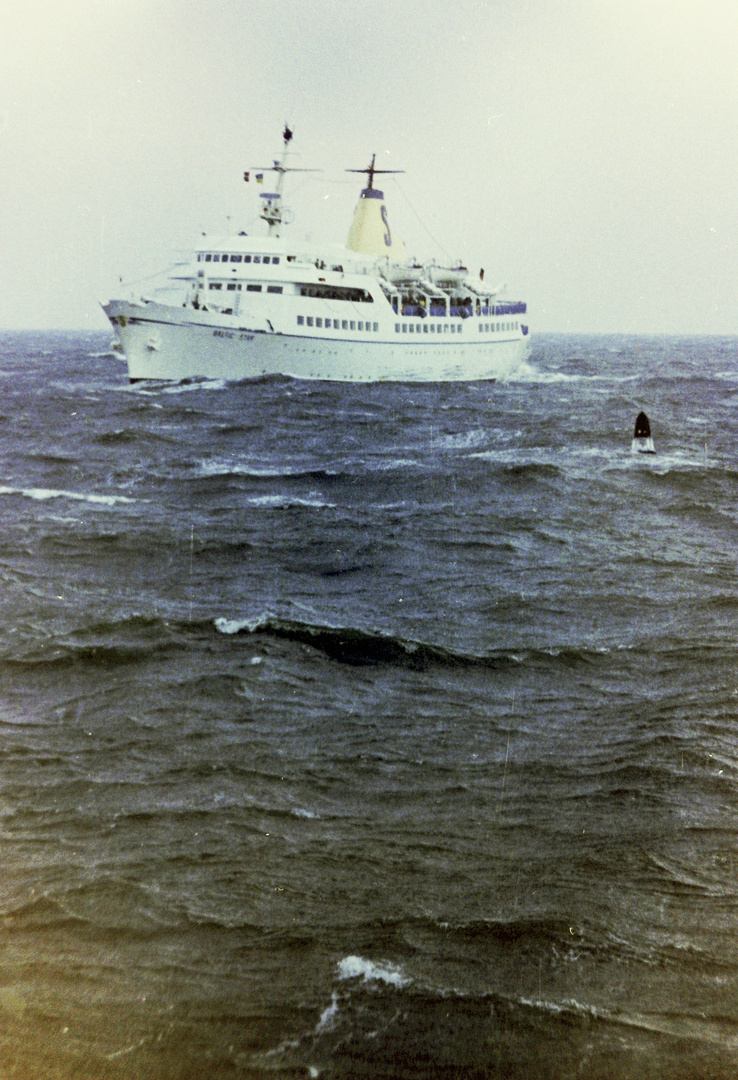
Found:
<box><xmin>246</xmin><ymin>126</ymin><xmax>319</xmax><ymax>237</ymax></box>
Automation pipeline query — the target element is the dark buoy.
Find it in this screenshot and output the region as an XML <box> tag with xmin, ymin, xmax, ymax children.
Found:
<box><xmin>632</xmin><ymin>411</ymin><xmax>655</xmax><ymax>454</ymax></box>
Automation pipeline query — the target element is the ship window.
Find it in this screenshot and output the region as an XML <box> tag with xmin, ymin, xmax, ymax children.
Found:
<box><xmin>373</xmin><ymin>323</ymin><xmax>378</xmax><ymax>332</ymax></box>
<box><xmin>342</xmin><ymin>320</ymin><xmax>348</xmax><ymax>329</ymax></box>
<box><xmin>395</xmin><ymin>323</ymin><xmax>400</xmax><ymax>332</ymax></box>
<box><xmin>205</xmin><ymin>254</ymin><xmax>212</xmax><ymax>262</ymax></box>
<box><xmin>423</xmin><ymin>324</ymin><xmax>428</xmax><ymax>333</ymax></box>
<box><xmin>334</xmin><ymin>319</ymin><xmax>340</xmax><ymax>329</ymax></box>
<box><xmin>297</xmin><ymin>316</ymin><xmax>304</xmax><ymax>325</ymax></box>
<box><xmin>243</xmin><ymin>255</ymin><xmax>252</xmax><ymax>263</ymax></box>
<box><xmin>402</xmin><ymin>324</ymin><xmax>407</xmax><ymax>333</ymax></box>
<box><xmin>262</xmin><ymin>257</ymin><xmax>270</xmax><ymax>264</ymax></box>
<box><xmin>230</xmin><ymin>255</ymin><xmax>242</xmax><ymax>263</ymax></box>
<box><xmin>316</xmin><ymin>318</ymin><xmax>322</xmax><ymax>328</ymax></box>
<box><xmin>227</xmin><ymin>283</ymin><xmax>237</xmax><ymax>291</ymax></box>
<box><xmin>272</xmin><ymin>257</ymin><xmax>280</xmax><ymax>265</ymax></box>
<box><xmin>299</xmin><ymin>284</ymin><xmax>373</xmax><ymax>303</ymax></box>
<box><xmin>307</xmin><ymin>317</ymin><xmax>313</xmax><ymax>326</ymax></box>
<box><xmin>357</xmin><ymin>322</ymin><xmax>363</xmax><ymax>331</ymax></box>
<box><xmin>267</xmin><ymin>285</ymin><xmax>283</xmax><ymax>294</ymax></box>
<box><xmin>246</xmin><ymin>284</ymin><xmax>262</xmax><ymax>292</ymax></box>
<box><xmin>253</xmin><ymin>256</ymin><xmax>261</xmax><ymax>264</ymax></box>
<box><xmin>350</xmin><ymin>321</ymin><xmax>355</xmax><ymax>330</ymax></box>
<box><xmin>208</xmin><ymin>283</ymin><xmax>222</xmax><ymax>290</ymax></box>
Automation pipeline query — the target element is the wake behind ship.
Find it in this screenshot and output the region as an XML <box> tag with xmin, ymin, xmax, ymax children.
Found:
<box><xmin>104</xmin><ymin>127</ymin><xmax>530</xmax><ymax>383</ymax></box>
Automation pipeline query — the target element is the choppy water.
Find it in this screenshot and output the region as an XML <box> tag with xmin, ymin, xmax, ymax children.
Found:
<box><xmin>0</xmin><ymin>330</ymin><xmax>737</xmax><ymax>1077</ymax></box>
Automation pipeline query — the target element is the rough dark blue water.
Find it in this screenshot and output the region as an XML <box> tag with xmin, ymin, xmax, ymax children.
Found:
<box><xmin>1</xmin><ymin>330</ymin><xmax>737</xmax><ymax>1078</ymax></box>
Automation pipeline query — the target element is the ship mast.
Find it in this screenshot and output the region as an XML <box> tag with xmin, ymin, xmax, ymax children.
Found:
<box><xmin>345</xmin><ymin>153</ymin><xmax>404</xmax><ymax>192</ymax></box>
<box><xmin>247</xmin><ymin>126</ymin><xmax>318</xmax><ymax>238</ymax></box>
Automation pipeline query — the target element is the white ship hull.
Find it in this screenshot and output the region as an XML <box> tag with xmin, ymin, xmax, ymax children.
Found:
<box><xmin>105</xmin><ymin>299</ymin><xmax>531</xmax><ymax>383</ymax></box>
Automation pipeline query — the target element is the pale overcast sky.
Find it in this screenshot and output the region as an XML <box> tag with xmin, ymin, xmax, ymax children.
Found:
<box><xmin>1</xmin><ymin>0</ymin><xmax>737</xmax><ymax>333</ymax></box>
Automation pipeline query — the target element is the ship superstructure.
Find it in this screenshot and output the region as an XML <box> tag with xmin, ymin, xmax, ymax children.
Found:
<box><xmin>104</xmin><ymin>128</ymin><xmax>530</xmax><ymax>382</ymax></box>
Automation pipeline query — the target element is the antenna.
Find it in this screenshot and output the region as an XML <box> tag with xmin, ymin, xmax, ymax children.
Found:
<box><xmin>346</xmin><ymin>153</ymin><xmax>404</xmax><ymax>190</ymax></box>
<box><xmin>244</xmin><ymin>127</ymin><xmax>320</xmax><ymax>237</ymax></box>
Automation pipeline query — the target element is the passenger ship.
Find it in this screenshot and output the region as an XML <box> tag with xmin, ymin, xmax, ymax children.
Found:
<box><xmin>104</xmin><ymin>128</ymin><xmax>530</xmax><ymax>382</ymax></box>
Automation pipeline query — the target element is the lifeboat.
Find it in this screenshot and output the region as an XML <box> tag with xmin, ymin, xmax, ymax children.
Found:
<box><xmin>428</xmin><ymin>264</ymin><xmax>469</xmax><ymax>287</ymax></box>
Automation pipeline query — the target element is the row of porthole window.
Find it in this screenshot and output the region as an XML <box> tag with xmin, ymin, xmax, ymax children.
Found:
<box><xmin>208</xmin><ymin>283</ymin><xmax>283</xmax><ymax>293</ymax></box>
<box><xmin>198</xmin><ymin>253</ymin><xmax>281</xmax><ymax>264</ymax></box>
<box><xmin>396</xmin><ymin>322</ymin><xmax>462</xmax><ymax>334</ymax></box>
<box><xmin>297</xmin><ymin>316</ymin><xmax>379</xmax><ymax>331</ymax></box>
<box><xmin>479</xmin><ymin>321</ymin><xmax>519</xmax><ymax>332</ymax></box>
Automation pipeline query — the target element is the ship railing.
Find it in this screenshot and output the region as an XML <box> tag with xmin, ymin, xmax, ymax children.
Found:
<box><xmin>494</xmin><ymin>301</ymin><xmax>527</xmax><ymax>315</ymax></box>
<box><xmin>398</xmin><ymin>302</ymin><xmax>525</xmax><ymax>318</ymax></box>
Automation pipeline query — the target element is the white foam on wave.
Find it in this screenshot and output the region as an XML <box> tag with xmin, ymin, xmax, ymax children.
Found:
<box><xmin>214</xmin><ymin>615</ymin><xmax>268</xmax><ymax>635</ymax></box>
<box><xmin>520</xmin><ymin>994</ymin><xmax>738</xmax><ymax>1048</ymax></box>
<box><xmin>437</xmin><ymin>429</ymin><xmax>488</xmax><ymax>451</ymax></box>
<box><xmin>247</xmin><ymin>493</ymin><xmax>335</xmax><ymax>509</ymax></box>
<box><xmin>133</xmin><ymin>378</ymin><xmax>228</xmax><ymax>395</ymax></box>
<box><xmin>199</xmin><ymin>459</ymin><xmax>285</xmax><ymax>478</ymax></box>
<box><xmin>0</xmin><ymin>486</ymin><xmax>136</xmax><ymax>506</ymax></box>
<box><xmin>337</xmin><ymin>955</ymin><xmax>410</xmax><ymax>988</ymax></box>
<box><xmin>498</xmin><ymin>359</ymin><xmax>580</xmax><ymax>384</ymax></box>
<box><xmin>316</xmin><ymin>992</ymin><xmax>340</xmax><ymax>1033</ymax></box>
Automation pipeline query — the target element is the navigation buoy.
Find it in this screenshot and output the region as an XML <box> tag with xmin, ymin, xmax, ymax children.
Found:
<box><xmin>632</xmin><ymin>411</ymin><xmax>656</xmax><ymax>454</ymax></box>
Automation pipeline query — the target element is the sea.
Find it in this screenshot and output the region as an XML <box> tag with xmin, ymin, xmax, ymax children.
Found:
<box><xmin>0</xmin><ymin>330</ymin><xmax>737</xmax><ymax>1079</ymax></box>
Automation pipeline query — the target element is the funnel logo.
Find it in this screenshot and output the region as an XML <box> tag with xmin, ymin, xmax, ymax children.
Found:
<box><xmin>381</xmin><ymin>205</ymin><xmax>392</xmax><ymax>247</ymax></box>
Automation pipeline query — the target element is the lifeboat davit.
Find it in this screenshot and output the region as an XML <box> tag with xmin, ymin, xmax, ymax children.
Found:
<box><xmin>428</xmin><ymin>264</ymin><xmax>468</xmax><ymax>287</ymax></box>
